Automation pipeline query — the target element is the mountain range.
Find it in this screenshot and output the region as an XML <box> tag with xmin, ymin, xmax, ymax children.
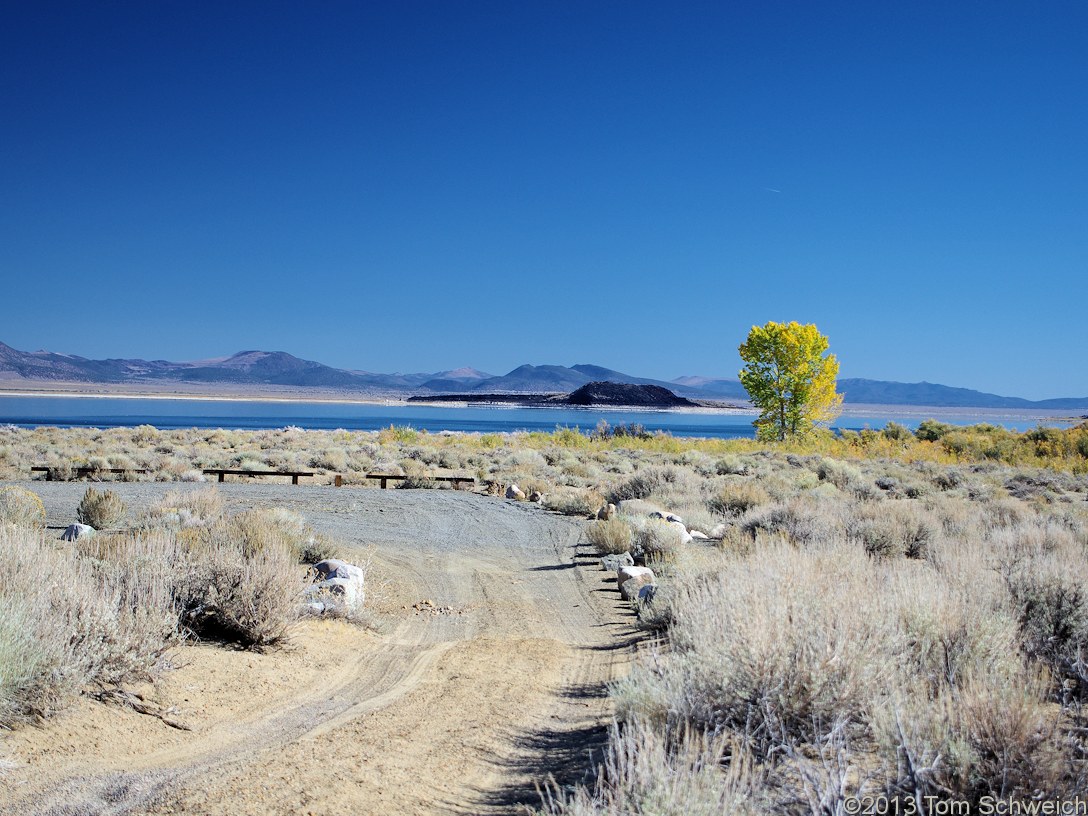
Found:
<box><xmin>1</xmin><ymin>341</ymin><xmax>1086</xmax><ymax>410</ymax></box>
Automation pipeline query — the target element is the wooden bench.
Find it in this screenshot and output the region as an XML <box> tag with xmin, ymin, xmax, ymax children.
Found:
<box><xmin>202</xmin><ymin>468</ymin><xmax>315</xmax><ymax>484</ymax></box>
<box><xmin>365</xmin><ymin>473</ymin><xmax>475</xmax><ymax>489</ymax></box>
<box><xmin>31</xmin><ymin>466</ymin><xmax>150</xmax><ymax>481</ymax></box>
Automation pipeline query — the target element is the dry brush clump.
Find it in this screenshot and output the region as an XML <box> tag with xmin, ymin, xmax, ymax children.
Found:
<box><xmin>0</xmin><ymin>485</ymin><xmax>46</xmax><ymax>529</ymax></box>
<box><xmin>0</xmin><ymin>525</ymin><xmax>180</xmax><ymax>727</ymax></box>
<box><xmin>76</xmin><ymin>486</ymin><xmax>127</xmax><ymax>528</ymax></box>
<box><xmin>546</xmin><ymin>445</ymin><xmax>1088</xmax><ymax>813</ymax></box>
<box><xmin>586</xmin><ymin>518</ymin><xmax>633</xmax><ymax>555</ymax></box>
<box><xmin>0</xmin><ymin>487</ymin><xmax>339</xmax><ymax>728</ymax></box>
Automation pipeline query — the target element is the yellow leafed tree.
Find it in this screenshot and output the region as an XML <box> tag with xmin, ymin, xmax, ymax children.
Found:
<box><xmin>738</xmin><ymin>321</ymin><xmax>843</xmax><ymax>441</ymax></box>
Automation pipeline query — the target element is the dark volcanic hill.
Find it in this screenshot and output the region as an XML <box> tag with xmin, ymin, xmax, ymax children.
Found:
<box><xmin>566</xmin><ymin>381</ymin><xmax>696</xmax><ymax>407</ymax></box>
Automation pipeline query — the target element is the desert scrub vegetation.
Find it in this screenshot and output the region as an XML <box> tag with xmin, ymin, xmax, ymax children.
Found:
<box><xmin>0</xmin><ymin>484</ymin><xmax>46</xmax><ymax>528</ymax></box>
<box><xmin>3</xmin><ymin>420</ymin><xmax>1088</xmax><ymax>489</ymax></box>
<box><xmin>586</xmin><ymin>518</ymin><xmax>633</xmax><ymax>555</ymax></box>
<box><xmin>75</xmin><ymin>485</ymin><xmax>127</xmax><ymax>528</ymax></box>
<box><xmin>0</xmin><ymin>487</ymin><xmax>335</xmax><ymax>728</ymax></box>
<box><xmin>546</xmin><ymin>450</ymin><xmax>1088</xmax><ymax>812</ymax></box>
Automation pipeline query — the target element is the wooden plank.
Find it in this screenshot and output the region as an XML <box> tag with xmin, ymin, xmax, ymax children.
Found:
<box><xmin>201</xmin><ymin>469</ymin><xmax>314</xmax><ymax>483</ymax></box>
<box><xmin>32</xmin><ymin>466</ymin><xmax>149</xmax><ymax>481</ymax></box>
<box><xmin>364</xmin><ymin>473</ymin><xmax>475</xmax><ymax>489</ymax></box>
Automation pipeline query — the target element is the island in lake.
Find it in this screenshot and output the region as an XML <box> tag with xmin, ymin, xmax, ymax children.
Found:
<box><xmin>407</xmin><ymin>381</ymin><xmax>719</xmax><ymax>408</ymax></box>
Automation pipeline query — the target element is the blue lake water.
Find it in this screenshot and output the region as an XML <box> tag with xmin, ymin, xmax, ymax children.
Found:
<box><xmin>0</xmin><ymin>395</ymin><xmax>1081</xmax><ymax>439</ymax></box>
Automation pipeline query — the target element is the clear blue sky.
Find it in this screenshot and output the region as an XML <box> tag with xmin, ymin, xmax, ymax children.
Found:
<box><xmin>2</xmin><ymin>2</ymin><xmax>1086</xmax><ymax>399</ymax></box>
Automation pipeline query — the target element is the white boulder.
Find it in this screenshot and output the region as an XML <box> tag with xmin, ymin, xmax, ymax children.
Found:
<box><xmin>60</xmin><ymin>524</ymin><xmax>95</xmax><ymax>541</ymax></box>
<box><xmin>506</xmin><ymin>484</ymin><xmax>526</xmax><ymax>500</ymax></box>
<box><xmin>667</xmin><ymin>519</ymin><xmax>693</xmax><ymax>544</ymax></box>
<box><xmin>308</xmin><ymin>559</ymin><xmax>367</xmax><ymax>612</ymax></box>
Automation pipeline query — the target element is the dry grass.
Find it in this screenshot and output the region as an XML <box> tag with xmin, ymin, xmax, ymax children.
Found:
<box><xmin>0</xmin><ymin>485</ymin><xmax>46</xmax><ymax>528</ymax></box>
<box><xmin>0</xmin><ymin>488</ymin><xmax>333</xmax><ymax>727</ymax></box>
<box><xmin>76</xmin><ymin>486</ymin><xmax>127</xmax><ymax>528</ymax></box>
<box><xmin>586</xmin><ymin>518</ymin><xmax>633</xmax><ymax>555</ymax></box>
<box><xmin>0</xmin><ymin>526</ymin><xmax>180</xmax><ymax>727</ymax></box>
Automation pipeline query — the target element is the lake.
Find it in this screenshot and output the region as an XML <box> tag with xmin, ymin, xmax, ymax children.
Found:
<box><xmin>0</xmin><ymin>395</ymin><xmax>1081</xmax><ymax>439</ymax></box>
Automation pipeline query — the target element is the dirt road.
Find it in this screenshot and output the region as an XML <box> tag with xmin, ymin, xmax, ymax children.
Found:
<box><xmin>0</xmin><ymin>483</ymin><xmax>638</xmax><ymax>815</ymax></box>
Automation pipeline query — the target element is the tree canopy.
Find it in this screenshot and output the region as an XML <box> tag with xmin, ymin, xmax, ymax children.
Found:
<box><xmin>738</xmin><ymin>321</ymin><xmax>843</xmax><ymax>441</ymax></box>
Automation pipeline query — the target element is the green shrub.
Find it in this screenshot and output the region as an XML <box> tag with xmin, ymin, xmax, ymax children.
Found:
<box><xmin>76</xmin><ymin>487</ymin><xmax>126</xmax><ymax>529</ymax></box>
<box><xmin>916</xmin><ymin>419</ymin><xmax>955</xmax><ymax>442</ymax></box>
<box><xmin>883</xmin><ymin>421</ymin><xmax>913</xmax><ymax>441</ymax></box>
<box><xmin>178</xmin><ymin>518</ymin><xmax>305</xmax><ymax>648</ymax></box>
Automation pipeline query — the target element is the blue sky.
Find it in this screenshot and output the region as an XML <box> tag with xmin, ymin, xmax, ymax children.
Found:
<box><xmin>2</xmin><ymin>2</ymin><xmax>1086</xmax><ymax>399</ymax></box>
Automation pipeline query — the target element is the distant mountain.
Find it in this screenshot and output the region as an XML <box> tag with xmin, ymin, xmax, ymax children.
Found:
<box><xmin>2</xmin><ymin>340</ymin><xmax>1086</xmax><ymax>409</ymax></box>
<box><xmin>464</xmin><ymin>364</ymin><xmax>591</xmax><ymax>393</ymax></box>
<box><xmin>670</xmin><ymin>375</ymin><xmax>749</xmax><ymax>399</ymax></box>
<box><xmin>417</xmin><ymin>367</ymin><xmax>495</xmax><ymax>391</ymax></box>
<box><xmin>0</xmin><ymin>341</ymin><xmax>462</xmax><ymax>393</ymax></box>
<box><xmin>409</xmin><ymin>382</ymin><xmax>698</xmax><ymax>408</ymax></box>
<box><xmin>0</xmin><ymin>341</ymin><xmax>176</xmax><ymax>382</ymax></box>
<box><xmin>176</xmin><ymin>350</ymin><xmax>367</xmax><ymax>388</ymax></box>
<box><xmin>837</xmin><ymin>379</ymin><xmax>1088</xmax><ymax>410</ymax></box>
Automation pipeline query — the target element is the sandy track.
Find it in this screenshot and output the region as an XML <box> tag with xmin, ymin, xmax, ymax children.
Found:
<box><xmin>0</xmin><ymin>483</ymin><xmax>637</xmax><ymax>815</ymax></box>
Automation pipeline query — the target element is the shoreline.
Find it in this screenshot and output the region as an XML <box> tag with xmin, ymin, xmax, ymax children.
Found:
<box><xmin>0</xmin><ymin>383</ymin><xmax>1083</xmax><ymax>424</ymax></box>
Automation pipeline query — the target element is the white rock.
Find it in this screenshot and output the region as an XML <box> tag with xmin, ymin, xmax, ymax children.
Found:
<box><xmin>309</xmin><ymin>559</ymin><xmax>367</xmax><ymax>611</ymax></box>
<box><xmin>60</xmin><ymin>524</ymin><xmax>95</xmax><ymax>541</ymax></box>
<box><xmin>690</xmin><ymin>530</ymin><xmax>709</xmax><ymax>540</ymax></box>
<box><xmin>308</xmin><ymin>576</ymin><xmax>365</xmax><ymax>610</ymax></box>
<box><xmin>314</xmin><ymin>558</ymin><xmax>365</xmax><ymax>581</ymax></box>
<box><xmin>617</xmin><ymin>565</ymin><xmax>656</xmax><ymax>585</ymax></box>
<box><xmin>667</xmin><ymin>519</ymin><xmax>693</xmax><ymax>544</ymax></box>
<box><xmin>506</xmin><ymin>484</ymin><xmax>526</xmax><ymax>500</ymax></box>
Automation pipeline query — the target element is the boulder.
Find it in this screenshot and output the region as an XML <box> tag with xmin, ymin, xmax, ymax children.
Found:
<box><xmin>60</xmin><ymin>523</ymin><xmax>95</xmax><ymax>541</ymax></box>
<box><xmin>690</xmin><ymin>530</ymin><xmax>709</xmax><ymax>540</ymax></box>
<box><xmin>600</xmin><ymin>552</ymin><xmax>634</xmax><ymax>571</ymax></box>
<box><xmin>620</xmin><ymin>576</ymin><xmax>655</xmax><ymax>601</ymax></box>
<box><xmin>528</xmin><ymin>490</ymin><xmax>543</xmax><ymax>503</ymax></box>
<box><xmin>648</xmin><ymin>509</ymin><xmax>683</xmax><ymax>523</ymax></box>
<box><xmin>506</xmin><ymin>484</ymin><xmax>526</xmax><ymax>500</ymax></box>
<box><xmin>306</xmin><ymin>577</ymin><xmax>365</xmax><ymax>611</ymax></box>
<box><xmin>308</xmin><ymin>559</ymin><xmax>367</xmax><ymax>612</ymax></box>
<box><xmin>667</xmin><ymin>519</ymin><xmax>693</xmax><ymax>544</ymax></box>
<box><xmin>314</xmin><ymin>558</ymin><xmax>365</xmax><ymax>582</ymax></box>
<box><xmin>596</xmin><ymin>503</ymin><xmax>616</xmax><ymax>521</ymax></box>
<box><xmin>636</xmin><ymin>584</ymin><xmax>658</xmax><ymax>605</ymax></box>
<box><xmin>622</xmin><ymin>565</ymin><xmax>652</xmax><ymax>583</ymax></box>
<box><xmin>617</xmin><ymin>565</ymin><xmax>656</xmax><ymax>597</ymax></box>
